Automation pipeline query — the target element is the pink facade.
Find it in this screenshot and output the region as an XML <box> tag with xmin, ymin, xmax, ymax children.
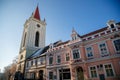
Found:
<box><xmin>46</xmin><ymin>21</ymin><xmax>120</xmax><ymax>80</ymax></box>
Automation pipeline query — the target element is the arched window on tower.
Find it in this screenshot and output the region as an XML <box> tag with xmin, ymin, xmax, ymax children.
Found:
<box><xmin>23</xmin><ymin>32</ymin><xmax>27</xmax><ymax>47</ymax></box>
<box><xmin>35</xmin><ymin>31</ymin><xmax>39</xmax><ymax>47</ymax></box>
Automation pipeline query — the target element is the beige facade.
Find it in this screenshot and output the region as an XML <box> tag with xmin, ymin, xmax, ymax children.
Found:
<box><xmin>25</xmin><ymin>53</ymin><xmax>46</xmax><ymax>80</ymax></box>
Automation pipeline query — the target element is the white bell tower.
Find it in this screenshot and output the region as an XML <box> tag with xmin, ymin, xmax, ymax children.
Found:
<box><xmin>17</xmin><ymin>6</ymin><xmax>46</xmax><ymax>73</ymax></box>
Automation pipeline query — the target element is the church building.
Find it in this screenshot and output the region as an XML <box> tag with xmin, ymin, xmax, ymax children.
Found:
<box><xmin>16</xmin><ymin>6</ymin><xmax>120</xmax><ymax>80</ymax></box>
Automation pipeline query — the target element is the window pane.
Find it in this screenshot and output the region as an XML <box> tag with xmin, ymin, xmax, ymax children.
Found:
<box><xmin>86</xmin><ymin>47</ymin><xmax>93</xmax><ymax>57</ymax></box>
<box><xmin>90</xmin><ymin>66</ymin><xmax>97</xmax><ymax>78</ymax></box>
<box><xmin>73</xmin><ymin>49</ymin><xmax>80</xmax><ymax>59</ymax></box>
<box><xmin>35</xmin><ymin>32</ymin><xmax>39</xmax><ymax>47</ymax></box>
<box><xmin>99</xmin><ymin>43</ymin><xmax>108</xmax><ymax>55</ymax></box>
<box><xmin>66</xmin><ymin>53</ymin><xmax>70</xmax><ymax>61</ymax></box>
<box><xmin>49</xmin><ymin>72</ymin><xmax>53</xmax><ymax>79</ymax></box>
<box><xmin>57</xmin><ymin>55</ymin><xmax>61</xmax><ymax>63</ymax></box>
<box><xmin>49</xmin><ymin>57</ymin><xmax>53</xmax><ymax>64</ymax></box>
<box><xmin>114</xmin><ymin>39</ymin><xmax>120</xmax><ymax>51</ymax></box>
<box><xmin>105</xmin><ymin>64</ymin><xmax>114</xmax><ymax>77</ymax></box>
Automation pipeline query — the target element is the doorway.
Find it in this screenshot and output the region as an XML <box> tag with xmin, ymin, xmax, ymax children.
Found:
<box><xmin>76</xmin><ymin>67</ymin><xmax>84</xmax><ymax>80</ymax></box>
<box><xmin>39</xmin><ymin>70</ymin><xmax>43</xmax><ymax>80</ymax></box>
<box><xmin>59</xmin><ymin>68</ymin><xmax>71</xmax><ymax>80</ymax></box>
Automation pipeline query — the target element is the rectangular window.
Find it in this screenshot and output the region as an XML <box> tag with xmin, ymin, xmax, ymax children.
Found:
<box><xmin>49</xmin><ymin>57</ymin><xmax>53</xmax><ymax>65</ymax></box>
<box><xmin>99</xmin><ymin>43</ymin><xmax>108</xmax><ymax>55</ymax></box>
<box><xmin>57</xmin><ymin>55</ymin><xmax>61</xmax><ymax>63</ymax></box>
<box><xmin>31</xmin><ymin>60</ymin><xmax>33</xmax><ymax>66</ymax></box>
<box><xmin>40</xmin><ymin>57</ymin><xmax>45</xmax><ymax>64</ymax></box>
<box><xmin>49</xmin><ymin>72</ymin><xmax>53</xmax><ymax>79</ymax></box>
<box><xmin>86</xmin><ymin>47</ymin><xmax>93</xmax><ymax>57</ymax></box>
<box><xmin>104</xmin><ymin>64</ymin><xmax>114</xmax><ymax>77</ymax></box>
<box><xmin>26</xmin><ymin>62</ymin><xmax>29</xmax><ymax>67</ymax></box>
<box><xmin>66</xmin><ymin>53</ymin><xmax>70</xmax><ymax>61</ymax></box>
<box><xmin>113</xmin><ymin>39</ymin><xmax>120</xmax><ymax>52</ymax></box>
<box><xmin>90</xmin><ymin>66</ymin><xmax>97</xmax><ymax>78</ymax></box>
<box><xmin>72</xmin><ymin>49</ymin><xmax>80</xmax><ymax>59</ymax></box>
<box><xmin>35</xmin><ymin>59</ymin><xmax>37</xmax><ymax>65</ymax></box>
<box><xmin>59</xmin><ymin>69</ymin><xmax>71</xmax><ymax>79</ymax></box>
<box><xmin>30</xmin><ymin>72</ymin><xmax>35</xmax><ymax>79</ymax></box>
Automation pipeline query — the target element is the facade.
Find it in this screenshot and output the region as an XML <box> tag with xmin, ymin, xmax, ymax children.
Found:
<box><xmin>16</xmin><ymin>6</ymin><xmax>46</xmax><ymax>76</ymax></box>
<box><xmin>17</xmin><ymin>6</ymin><xmax>120</xmax><ymax>80</ymax></box>
<box><xmin>46</xmin><ymin>21</ymin><xmax>120</xmax><ymax>80</ymax></box>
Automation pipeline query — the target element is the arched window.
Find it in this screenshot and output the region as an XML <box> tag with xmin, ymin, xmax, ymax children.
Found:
<box><xmin>35</xmin><ymin>31</ymin><xmax>39</xmax><ymax>47</ymax></box>
<box><xmin>23</xmin><ymin>32</ymin><xmax>27</xmax><ymax>47</ymax></box>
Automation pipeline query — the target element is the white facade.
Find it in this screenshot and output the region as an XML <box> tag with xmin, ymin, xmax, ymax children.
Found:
<box><xmin>17</xmin><ymin>6</ymin><xmax>46</xmax><ymax>73</ymax></box>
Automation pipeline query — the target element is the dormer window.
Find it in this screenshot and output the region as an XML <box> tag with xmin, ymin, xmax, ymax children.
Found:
<box><xmin>110</xmin><ymin>24</ymin><xmax>114</xmax><ymax>28</ymax></box>
<box><xmin>71</xmin><ymin>28</ymin><xmax>79</xmax><ymax>41</ymax></box>
<box><xmin>50</xmin><ymin>44</ymin><xmax>53</xmax><ymax>49</ymax></box>
<box><xmin>72</xmin><ymin>35</ymin><xmax>77</xmax><ymax>41</ymax></box>
<box><xmin>107</xmin><ymin>20</ymin><xmax>116</xmax><ymax>29</ymax></box>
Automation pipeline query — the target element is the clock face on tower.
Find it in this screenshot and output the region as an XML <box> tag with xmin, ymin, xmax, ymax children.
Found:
<box><xmin>37</xmin><ymin>24</ymin><xmax>40</xmax><ymax>28</ymax></box>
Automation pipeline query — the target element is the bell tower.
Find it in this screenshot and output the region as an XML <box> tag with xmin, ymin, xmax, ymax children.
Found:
<box><xmin>17</xmin><ymin>6</ymin><xmax>46</xmax><ymax>73</ymax></box>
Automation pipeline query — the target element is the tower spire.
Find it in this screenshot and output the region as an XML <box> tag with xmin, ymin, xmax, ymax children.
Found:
<box><xmin>33</xmin><ymin>5</ymin><xmax>41</xmax><ymax>20</ymax></box>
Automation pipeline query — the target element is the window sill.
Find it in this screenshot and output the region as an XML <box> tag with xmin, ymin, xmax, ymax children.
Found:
<box><xmin>101</xmin><ymin>54</ymin><xmax>109</xmax><ymax>57</ymax></box>
<box><xmin>87</xmin><ymin>57</ymin><xmax>94</xmax><ymax>60</ymax></box>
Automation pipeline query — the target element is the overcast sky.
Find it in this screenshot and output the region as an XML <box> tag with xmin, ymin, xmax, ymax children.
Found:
<box><xmin>0</xmin><ymin>0</ymin><xmax>120</xmax><ymax>72</ymax></box>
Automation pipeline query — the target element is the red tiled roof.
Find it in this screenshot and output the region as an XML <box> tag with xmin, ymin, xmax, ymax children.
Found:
<box><xmin>81</xmin><ymin>27</ymin><xmax>107</xmax><ymax>38</ymax></box>
<box><xmin>33</xmin><ymin>6</ymin><xmax>40</xmax><ymax>20</ymax></box>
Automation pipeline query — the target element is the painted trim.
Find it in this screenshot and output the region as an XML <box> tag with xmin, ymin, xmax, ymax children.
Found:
<box><xmin>85</xmin><ymin>45</ymin><xmax>94</xmax><ymax>58</ymax></box>
<box><xmin>71</xmin><ymin>48</ymin><xmax>81</xmax><ymax>60</ymax></box>
<box><xmin>88</xmin><ymin>65</ymin><xmax>98</xmax><ymax>78</ymax></box>
<box><xmin>98</xmin><ymin>41</ymin><xmax>109</xmax><ymax>56</ymax></box>
<box><xmin>56</xmin><ymin>55</ymin><xmax>61</xmax><ymax>64</ymax></box>
<box><xmin>103</xmin><ymin>63</ymin><xmax>115</xmax><ymax>78</ymax></box>
<box><xmin>65</xmin><ymin>53</ymin><xmax>70</xmax><ymax>61</ymax></box>
<box><xmin>112</xmin><ymin>38</ymin><xmax>120</xmax><ymax>52</ymax></box>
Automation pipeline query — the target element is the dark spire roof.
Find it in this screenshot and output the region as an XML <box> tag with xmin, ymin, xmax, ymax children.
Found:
<box><xmin>33</xmin><ymin>6</ymin><xmax>40</xmax><ymax>20</ymax></box>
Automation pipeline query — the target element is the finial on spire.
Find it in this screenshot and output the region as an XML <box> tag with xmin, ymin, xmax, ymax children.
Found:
<box><xmin>33</xmin><ymin>5</ymin><xmax>41</xmax><ymax>20</ymax></box>
<box><xmin>72</xmin><ymin>27</ymin><xmax>76</xmax><ymax>33</ymax></box>
<box><xmin>44</xmin><ymin>18</ymin><xmax>46</xmax><ymax>22</ymax></box>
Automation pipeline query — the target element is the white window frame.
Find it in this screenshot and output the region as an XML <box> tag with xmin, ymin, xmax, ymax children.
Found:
<box><xmin>57</xmin><ymin>55</ymin><xmax>61</xmax><ymax>64</ymax></box>
<box><xmin>88</xmin><ymin>65</ymin><xmax>98</xmax><ymax>78</ymax></box>
<box><xmin>72</xmin><ymin>48</ymin><xmax>81</xmax><ymax>59</ymax></box>
<box><xmin>103</xmin><ymin>63</ymin><xmax>115</xmax><ymax>78</ymax></box>
<box><xmin>65</xmin><ymin>53</ymin><xmax>70</xmax><ymax>61</ymax></box>
<box><xmin>49</xmin><ymin>71</ymin><xmax>53</xmax><ymax>80</ymax></box>
<box><xmin>85</xmin><ymin>46</ymin><xmax>94</xmax><ymax>58</ymax></box>
<box><xmin>49</xmin><ymin>56</ymin><xmax>53</xmax><ymax>65</ymax></box>
<box><xmin>57</xmin><ymin>67</ymin><xmax>71</xmax><ymax>80</ymax></box>
<box><xmin>26</xmin><ymin>61</ymin><xmax>29</xmax><ymax>68</ymax></box>
<box><xmin>112</xmin><ymin>38</ymin><xmax>120</xmax><ymax>52</ymax></box>
<box><xmin>29</xmin><ymin>61</ymin><xmax>31</xmax><ymax>67</ymax></box>
<box><xmin>98</xmin><ymin>41</ymin><xmax>109</xmax><ymax>56</ymax></box>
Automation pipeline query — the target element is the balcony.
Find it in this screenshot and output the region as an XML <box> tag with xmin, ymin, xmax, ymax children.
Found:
<box><xmin>70</xmin><ymin>58</ymin><xmax>85</xmax><ymax>64</ymax></box>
